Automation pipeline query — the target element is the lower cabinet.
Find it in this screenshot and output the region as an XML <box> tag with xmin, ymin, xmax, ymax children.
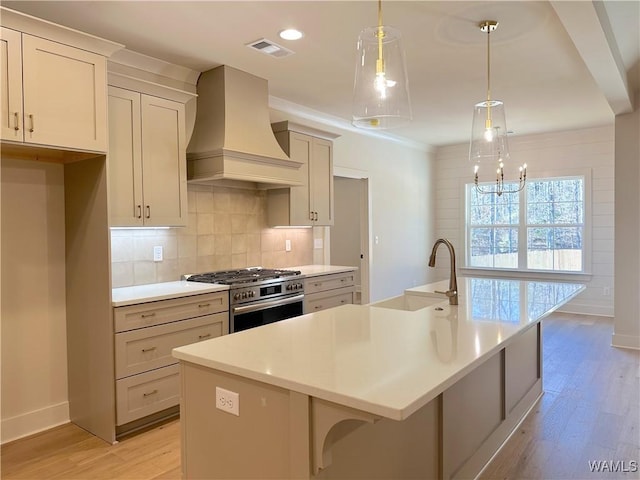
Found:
<box><xmin>304</xmin><ymin>271</ymin><xmax>356</xmax><ymax>314</ymax></box>
<box><xmin>113</xmin><ymin>291</ymin><xmax>229</xmax><ymax>430</ymax></box>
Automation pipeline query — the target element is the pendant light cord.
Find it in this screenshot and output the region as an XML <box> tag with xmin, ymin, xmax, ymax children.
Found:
<box><xmin>485</xmin><ymin>21</ymin><xmax>492</xmax><ymax>129</ymax></box>
<box><xmin>376</xmin><ymin>0</ymin><xmax>384</xmax><ymax>74</ymax></box>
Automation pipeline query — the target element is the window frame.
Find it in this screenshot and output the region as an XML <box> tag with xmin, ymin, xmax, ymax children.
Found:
<box><xmin>461</xmin><ymin>169</ymin><xmax>593</xmax><ymax>281</ymax></box>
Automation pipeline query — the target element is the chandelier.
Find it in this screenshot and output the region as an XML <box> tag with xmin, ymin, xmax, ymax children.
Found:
<box><xmin>470</xmin><ymin>21</ymin><xmax>526</xmax><ymax>196</ymax></box>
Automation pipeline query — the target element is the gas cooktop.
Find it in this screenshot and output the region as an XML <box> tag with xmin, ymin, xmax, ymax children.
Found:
<box><xmin>184</xmin><ymin>267</ymin><xmax>302</xmax><ymax>286</ymax></box>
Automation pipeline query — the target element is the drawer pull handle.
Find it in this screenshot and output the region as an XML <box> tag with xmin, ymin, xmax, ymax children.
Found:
<box><xmin>146</xmin><ymin>205</ymin><xmax>151</xmax><ymax>219</ymax></box>
<box><xmin>136</xmin><ymin>205</ymin><xmax>142</xmax><ymax>219</ymax></box>
<box><xmin>198</xmin><ymin>333</ymin><xmax>211</xmax><ymax>340</ymax></box>
<box><xmin>143</xmin><ymin>389</ymin><xmax>158</xmax><ymax>398</ymax></box>
<box><xmin>141</xmin><ymin>313</ymin><xmax>156</xmax><ymax>318</ymax></box>
<box><xmin>13</xmin><ymin>112</ymin><xmax>19</xmax><ymax>131</ymax></box>
<box><xmin>314</xmin><ymin>305</ymin><xmax>322</xmax><ymax>310</ymax></box>
<box><xmin>141</xmin><ymin>346</ymin><xmax>157</xmax><ymax>353</ymax></box>
<box><xmin>198</xmin><ymin>303</ymin><xmax>211</xmax><ymax>308</ymax></box>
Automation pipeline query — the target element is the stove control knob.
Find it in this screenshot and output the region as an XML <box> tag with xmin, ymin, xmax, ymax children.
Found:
<box><xmin>250</xmin><ymin>291</ymin><xmax>255</xmax><ymax>297</ymax></box>
<box><xmin>286</xmin><ymin>284</ymin><xmax>292</xmax><ymax>290</ymax></box>
<box><xmin>233</xmin><ymin>293</ymin><xmax>240</xmax><ymax>301</ymax></box>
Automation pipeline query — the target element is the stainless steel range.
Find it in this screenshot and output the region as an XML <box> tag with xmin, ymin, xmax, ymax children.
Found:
<box><xmin>184</xmin><ymin>267</ymin><xmax>304</xmax><ymax>333</ymax></box>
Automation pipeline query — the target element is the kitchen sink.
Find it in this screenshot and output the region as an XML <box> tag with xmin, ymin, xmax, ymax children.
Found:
<box><xmin>371</xmin><ymin>294</ymin><xmax>447</xmax><ymax>312</ymax></box>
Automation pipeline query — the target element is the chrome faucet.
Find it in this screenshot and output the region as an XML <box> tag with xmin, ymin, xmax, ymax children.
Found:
<box><xmin>428</xmin><ymin>238</ymin><xmax>458</xmax><ymax>305</ymax></box>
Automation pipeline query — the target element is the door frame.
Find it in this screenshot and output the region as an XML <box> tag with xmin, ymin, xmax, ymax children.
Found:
<box><xmin>332</xmin><ymin>166</ymin><xmax>371</xmax><ymax>305</ymax></box>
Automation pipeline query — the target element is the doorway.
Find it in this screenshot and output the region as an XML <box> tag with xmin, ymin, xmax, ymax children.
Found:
<box><xmin>330</xmin><ymin>171</ymin><xmax>370</xmax><ymax>304</ymax></box>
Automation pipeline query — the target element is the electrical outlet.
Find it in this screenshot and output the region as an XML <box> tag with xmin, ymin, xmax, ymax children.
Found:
<box><xmin>216</xmin><ymin>387</ymin><xmax>239</xmax><ymax>416</ymax></box>
<box><xmin>314</xmin><ymin>238</ymin><xmax>323</xmax><ymax>249</ymax></box>
<box><xmin>285</xmin><ymin>239</ymin><xmax>292</xmax><ymax>252</ymax></box>
<box><xmin>153</xmin><ymin>245</ymin><xmax>163</xmax><ymax>262</ymax></box>
<box><xmin>603</xmin><ymin>286</ymin><xmax>611</xmax><ymax>296</ymax></box>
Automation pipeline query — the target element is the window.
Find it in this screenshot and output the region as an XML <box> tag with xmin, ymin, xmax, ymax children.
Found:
<box><xmin>466</xmin><ymin>176</ymin><xmax>586</xmax><ymax>273</ymax></box>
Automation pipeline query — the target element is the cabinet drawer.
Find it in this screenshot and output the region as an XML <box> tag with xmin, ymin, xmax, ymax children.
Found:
<box><xmin>115</xmin><ymin>313</ymin><xmax>228</xmax><ymax>379</ymax></box>
<box><xmin>304</xmin><ymin>272</ymin><xmax>355</xmax><ymax>295</ymax></box>
<box><xmin>116</xmin><ymin>364</ymin><xmax>180</xmax><ymax>426</ymax></box>
<box><xmin>305</xmin><ymin>289</ymin><xmax>354</xmax><ymax>314</ymax></box>
<box><xmin>114</xmin><ymin>292</ymin><xmax>229</xmax><ymax>332</ymax></box>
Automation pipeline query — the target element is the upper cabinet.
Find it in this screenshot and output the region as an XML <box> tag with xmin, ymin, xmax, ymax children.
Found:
<box><xmin>0</xmin><ymin>9</ymin><xmax>122</xmax><ymax>154</ymax></box>
<box><xmin>267</xmin><ymin>121</ymin><xmax>339</xmax><ymax>227</ymax></box>
<box><xmin>106</xmin><ymin>50</ymin><xmax>198</xmax><ymax>227</ymax></box>
<box><xmin>108</xmin><ymin>86</ymin><xmax>188</xmax><ymax>227</ymax></box>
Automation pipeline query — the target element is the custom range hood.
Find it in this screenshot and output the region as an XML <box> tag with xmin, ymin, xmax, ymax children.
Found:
<box><xmin>187</xmin><ymin>65</ymin><xmax>302</xmax><ymax>187</ymax></box>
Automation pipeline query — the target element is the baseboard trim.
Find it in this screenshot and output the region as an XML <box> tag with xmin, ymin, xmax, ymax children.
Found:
<box><xmin>557</xmin><ymin>303</ymin><xmax>613</xmax><ymax>317</ymax></box>
<box><xmin>611</xmin><ymin>333</ymin><xmax>640</xmax><ymax>350</ymax></box>
<box><xmin>1</xmin><ymin>401</ymin><xmax>70</xmax><ymax>444</ymax></box>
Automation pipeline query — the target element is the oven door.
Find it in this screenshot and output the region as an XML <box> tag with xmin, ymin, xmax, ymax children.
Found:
<box><xmin>231</xmin><ymin>293</ymin><xmax>304</xmax><ymax>333</ymax></box>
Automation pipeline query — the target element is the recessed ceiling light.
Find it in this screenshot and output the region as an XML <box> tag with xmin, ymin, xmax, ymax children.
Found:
<box><xmin>279</xmin><ymin>29</ymin><xmax>303</xmax><ymax>41</ymax></box>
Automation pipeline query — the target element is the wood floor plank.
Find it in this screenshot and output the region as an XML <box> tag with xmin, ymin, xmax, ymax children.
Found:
<box><xmin>2</xmin><ymin>313</ymin><xmax>639</xmax><ymax>480</ymax></box>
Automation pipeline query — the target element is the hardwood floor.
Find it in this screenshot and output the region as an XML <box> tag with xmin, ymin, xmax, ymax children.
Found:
<box><xmin>2</xmin><ymin>313</ymin><xmax>638</xmax><ymax>479</ymax></box>
<box><xmin>480</xmin><ymin>313</ymin><xmax>640</xmax><ymax>480</ymax></box>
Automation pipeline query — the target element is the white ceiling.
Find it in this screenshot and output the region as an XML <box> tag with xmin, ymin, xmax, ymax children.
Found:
<box><xmin>4</xmin><ymin>1</ymin><xmax>638</xmax><ymax>149</ymax></box>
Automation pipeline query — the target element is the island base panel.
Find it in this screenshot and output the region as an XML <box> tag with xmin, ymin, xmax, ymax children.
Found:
<box><xmin>180</xmin><ymin>362</ymin><xmax>299</xmax><ymax>479</ymax></box>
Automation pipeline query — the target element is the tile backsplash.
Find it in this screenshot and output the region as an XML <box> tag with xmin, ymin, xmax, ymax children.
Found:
<box><xmin>110</xmin><ymin>184</ymin><xmax>314</xmax><ymax>287</ymax></box>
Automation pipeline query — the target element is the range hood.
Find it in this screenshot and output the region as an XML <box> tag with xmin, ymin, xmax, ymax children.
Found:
<box><xmin>187</xmin><ymin>65</ymin><xmax>302</xmax><ymax>187</ymax></box>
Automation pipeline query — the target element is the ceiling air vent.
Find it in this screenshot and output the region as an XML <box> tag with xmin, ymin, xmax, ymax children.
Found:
<box><xmin>246</xmin><ymin>38</ymin><xmax>294</xmax><ymax>58</ymax></box>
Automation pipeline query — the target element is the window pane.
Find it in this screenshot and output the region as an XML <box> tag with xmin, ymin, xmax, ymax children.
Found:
<box><xmin>470</xmin><ymin>228</ymin><xmax>493</xmax><ymax>266</ymax></box>
<box><xmin>528</xmin><ymin>227</ymin><xmax>553</xmax><ymax>269</ymax></box>
<box><xmin>525</xmin><ymin>177</ymin><xmax>584</xmax><ymax>272</ymax></box>
<box><xmin>470</xmin><ymin>183</ymin><xmax>519</xmax><ymax>226</ymax></box>
<box><xmin>528</xmin><ymin>202</ymin><xmax>552</xmax><ymax>224</ymax></box>
<box><xmin>553</xmin><ymin>202</ymin><xmax>583</xmax><ymax>224</ymax></box>
<box><xmin>470</xmin><ymin>227</ymin><xmax>518</xmax><ymax>268</ymax></box>
<box><xmin>527</xmin><ymin>226</ymin><xmax>583</xmax><ymax>271</ymax></box>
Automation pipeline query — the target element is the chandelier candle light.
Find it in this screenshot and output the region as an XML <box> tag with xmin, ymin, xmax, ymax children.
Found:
<box><xmin>470</xmin><ymin>20</ymin><xmax>526</xmax><ymax>196</ymax></box>
<box><xmin>352</xmin><ymin>0</ymin><xmax>411</xmax><ymax>129</ymax></box>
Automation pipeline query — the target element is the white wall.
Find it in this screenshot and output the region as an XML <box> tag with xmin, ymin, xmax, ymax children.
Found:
<box><xmin>614</xmin><ymin>106</ymin><xmax>640</xmax><ymax>348</ymax></box>
<box><xmin>1</xmin><ymin>159</ymin><xmax>70</xmax><ymax>443</ymax></box>
<box><xmin>433</xmin><ymin>125</ymin><xmax>615</xmax><ymax>317</ymax></box>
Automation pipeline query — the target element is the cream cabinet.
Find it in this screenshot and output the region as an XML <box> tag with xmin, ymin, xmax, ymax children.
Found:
<box><xmin>108</xmin><ymin>85</ymin><xmax>188</xmax><ymax>227</ymax></box>
<box><xmin>304</xmin><ymin>270</ymin><xmax>355</xmax><ymax>313</ymax></box>
<box><xmin>267</xmin><ymin>122</ymin><xmax>336</xmax><ymax>226</ymax></box>
<box><xmin>113</xmin><ymin>291</ymin><xmax>229</xmax><ymax>428</ymax></box>
<box><xmin>0</xmin><ymin>27</ymin><xmax>108</xmax><ymax>152</ymax></box>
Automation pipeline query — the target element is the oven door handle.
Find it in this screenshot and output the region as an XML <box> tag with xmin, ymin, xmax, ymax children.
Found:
<box><xmin>232</xmin><ymin>294</ymin><xmax>304</xmax><ymax>315</ymax></box>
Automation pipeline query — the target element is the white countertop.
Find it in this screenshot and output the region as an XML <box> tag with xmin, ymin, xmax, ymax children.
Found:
<box><xmin>290</xmin><ymin>264</ymin><xmax>357</xmax><ymax>277</ymax></box>
<box><xmin>173</xmin><ymin>276</ymin><xmax>583</xmax><ymax>420</ymax></box>
<box><xmin>112</xmin><ymin>281</ymin><xmax>229</xmax><ymax>307</ymax></box>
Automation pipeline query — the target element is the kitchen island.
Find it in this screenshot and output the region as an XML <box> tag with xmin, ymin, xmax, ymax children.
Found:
<box><xmin>173</xmin><ymin>277</ymin><xmax>584</xmax><ymax>479</ymax></box>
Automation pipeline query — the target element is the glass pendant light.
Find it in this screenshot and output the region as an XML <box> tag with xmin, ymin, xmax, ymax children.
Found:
<box><xmin>470</xmin><ymin>21</ymin><xmax>526</xmax><ymax>196</ymax></box>
<box><xmin>352</xmin><ymin>0</ymin><xmax>411</xmax><ymax>129</ymax></box>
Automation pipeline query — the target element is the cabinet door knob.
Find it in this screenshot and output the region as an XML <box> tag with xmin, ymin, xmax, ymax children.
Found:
<box><xmin>13</xmin><ymin>112</ymin><xmax>20</xmax><ymax>131</ymax></box>
<box><xmin>28</xmin><ymin>114</ymin><xmax>34</xmax><ymax>133</ymax></box>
